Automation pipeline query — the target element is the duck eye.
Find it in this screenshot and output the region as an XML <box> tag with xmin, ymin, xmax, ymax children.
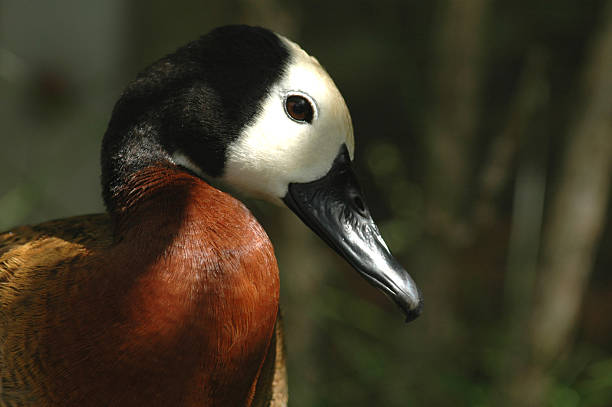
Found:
<box><xmin>285</xmin><ymin>95</ymin><xmax>314</xmax><ymax>123</ymax></box>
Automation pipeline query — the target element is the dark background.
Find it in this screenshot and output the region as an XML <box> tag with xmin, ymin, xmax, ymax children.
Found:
<box><xmin>1</xmin><ymin>1</ymin><xmax>611</xmax><ymax>405</ymax></box>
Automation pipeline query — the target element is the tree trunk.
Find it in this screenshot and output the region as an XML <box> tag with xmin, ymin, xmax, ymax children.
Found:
<box><xmin>508</xmin><ymin>3</ymin><xmax>612</xmax><ymax>404</ymax></box>
<box><xmin>419</xmin><ymin>0</ymin><xmax>489</xmax><ymax>346</ymax></box>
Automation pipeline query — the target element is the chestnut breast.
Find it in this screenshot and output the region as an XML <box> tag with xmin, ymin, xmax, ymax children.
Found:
<box><xmin>0</xmin><ymin>167</ymin><xmax>280</xmax><ymax>406</ymax></box>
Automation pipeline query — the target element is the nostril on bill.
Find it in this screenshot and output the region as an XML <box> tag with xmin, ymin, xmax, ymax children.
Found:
<box><xmin>352</xmin><ymin>195</ymin><xmax>367</xmax><ymax>217</ymax></box>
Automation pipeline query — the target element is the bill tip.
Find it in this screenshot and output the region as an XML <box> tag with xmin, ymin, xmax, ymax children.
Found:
<box><xmin>404</xmin><ymin>299</ymin><xmax>423</xmax><ymax>323</ymax></box>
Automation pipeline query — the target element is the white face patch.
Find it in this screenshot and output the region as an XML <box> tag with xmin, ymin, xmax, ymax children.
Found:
<box><xmin>222</xmin><ymin>35</ymin><xmax>354</xmax><ymax>203</ymax></box>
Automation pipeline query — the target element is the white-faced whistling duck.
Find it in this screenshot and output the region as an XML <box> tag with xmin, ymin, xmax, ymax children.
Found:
<box><xmin>0</xmin><ymin>25</ymin><xmax>422</xmax><ymax>407</ymax></box>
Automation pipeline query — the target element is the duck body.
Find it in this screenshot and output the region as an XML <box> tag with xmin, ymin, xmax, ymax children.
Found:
<box><xmin>1</xmin><ymin>167</ymin><xmax>283</xmax><ymax>406</ymax></box>
<box><xmin>1</xmin><ymin>25</ymin><xmax>421</xmax><ymax>406</ymax></box>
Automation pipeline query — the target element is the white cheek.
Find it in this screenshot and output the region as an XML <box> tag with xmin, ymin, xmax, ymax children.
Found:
<box><xmin>223</xmin><ymin>90</ymin><xmax>343</xmax><ymax>199</ymax></box>
<box><xmin>280</xmin><ymin>36</ymin><xmax>355</xmax><ymax>158</ymax></box>
<box><xmin>223</xmin><ymin>36</ymin><xmax>354</xmax><ymax>201</ymax></box>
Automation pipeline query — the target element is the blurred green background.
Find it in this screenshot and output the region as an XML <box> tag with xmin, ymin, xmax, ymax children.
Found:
<box><xmin>1</xmin><ymin>1</ymin><xmax>612</xmax><ymax>406</ymax></box>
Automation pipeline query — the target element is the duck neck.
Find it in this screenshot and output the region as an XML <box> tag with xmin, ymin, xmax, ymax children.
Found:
<box><xmin>101</xmin><ymin>117</ymin><xmax>170</xmax><ymax>215</ymax></box>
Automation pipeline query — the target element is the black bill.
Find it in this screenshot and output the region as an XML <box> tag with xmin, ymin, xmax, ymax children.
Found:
<box><xmin>282</xmin><ymin>145</ymin><xmax>422</xmax><ymax>322</ymax></box>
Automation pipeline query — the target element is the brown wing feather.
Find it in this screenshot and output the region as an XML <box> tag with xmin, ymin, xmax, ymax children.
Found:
<box><xmin>0</xmin><ymin>214</ymin><xmax>112</xmax><ymax>406</ymax></box>
<box><xmin>252</xmin><ymin>315</ymin><xmax>288</xmax><ymax>407</ymax></box>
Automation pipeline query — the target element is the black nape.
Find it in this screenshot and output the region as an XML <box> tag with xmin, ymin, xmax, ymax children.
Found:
<box><xmin>100</xmin><ymin>25</ymin><xmax>291</xmax><ymax>214</ymax></box>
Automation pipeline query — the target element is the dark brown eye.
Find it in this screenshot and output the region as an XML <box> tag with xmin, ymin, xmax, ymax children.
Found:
<box><xmin>285</xmin><ymin>95</ymin><xmax>314</xmax><ymax>123</ymax></box>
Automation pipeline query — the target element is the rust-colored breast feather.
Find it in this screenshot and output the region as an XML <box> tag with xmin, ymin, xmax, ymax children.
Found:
<box><xmin>0</xmin><ymin>168</ymin><xmax>287</xmax><ymax>406</ymax></box>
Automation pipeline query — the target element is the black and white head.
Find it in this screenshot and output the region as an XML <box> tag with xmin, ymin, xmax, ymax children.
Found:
<box><xmin>102</xmin><ymin>25</ymin><xmax>422</xmax><ymax>321</ymax></box>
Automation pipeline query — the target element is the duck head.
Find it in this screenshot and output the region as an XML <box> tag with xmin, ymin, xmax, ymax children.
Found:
<box><xmin>102</xmin><ymin>25</ymin><xmax>422</xmax><ymax>322</ymax></box>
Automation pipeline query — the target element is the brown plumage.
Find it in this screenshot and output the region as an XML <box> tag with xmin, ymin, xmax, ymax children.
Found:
<box><xmin>0</xmin><ymin>167</ymin><xmax>286</xmax><ymax>406</ymax></box>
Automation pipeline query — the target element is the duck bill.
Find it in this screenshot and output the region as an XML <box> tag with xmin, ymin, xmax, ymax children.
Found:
<box><xmin>282</xmin><ymin>145</ymin><xmax>423</xmax><ymax>322</ymax></box>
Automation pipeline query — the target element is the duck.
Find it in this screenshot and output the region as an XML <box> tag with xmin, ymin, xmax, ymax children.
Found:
<box><xmin>0</xmin><ymin>25</ymin><xmax>422</xmax><ymax>406</ymax></box>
